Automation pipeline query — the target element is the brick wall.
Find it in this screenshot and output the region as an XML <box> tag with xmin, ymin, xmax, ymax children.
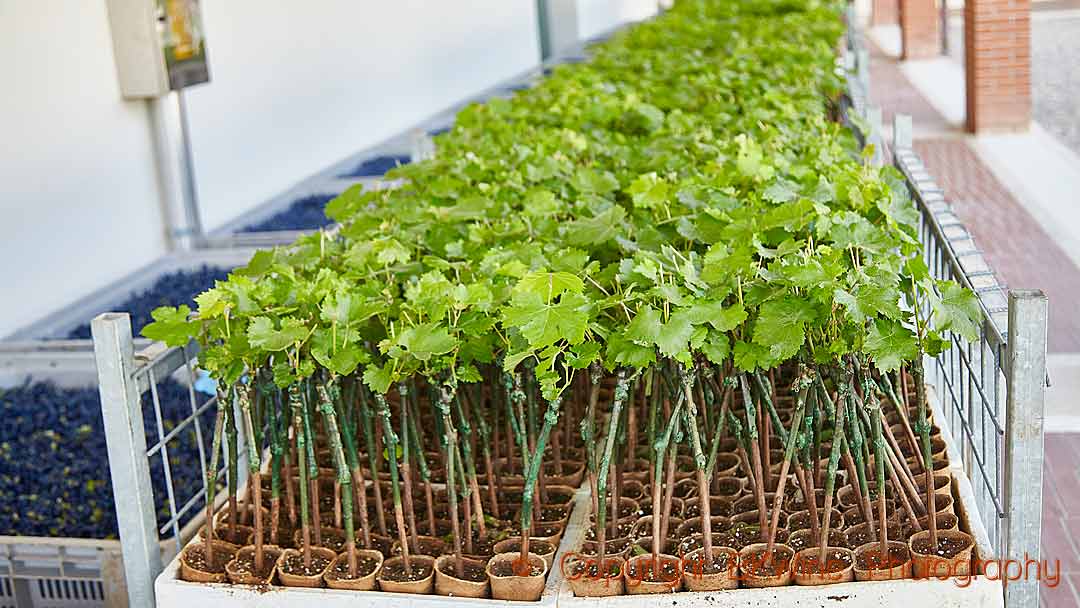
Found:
<box><xmin>964</xmin><ymin>0</ymin><xmax>1032</xmax><ymax>132</ymax></box>
<box><xmin>871</xmin><ymin>0</ymin><xmax>898</xmax><ymax>26</ymax></box>
<box><xmin>899</xmin><ymin>0</ymin><xmax>940</xmax><ymax>60</ymax></box>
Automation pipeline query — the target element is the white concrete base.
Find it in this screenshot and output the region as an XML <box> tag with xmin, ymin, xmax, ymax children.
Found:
<box><xmin>971</xmin><ymin>124</ymin><xmax>1080</xmax><ymax>273</ymax></box>
<box><xmin>1045</xmin><ymin>353</ymin><xmax>1080</xmax><ymax>429</ymax></box>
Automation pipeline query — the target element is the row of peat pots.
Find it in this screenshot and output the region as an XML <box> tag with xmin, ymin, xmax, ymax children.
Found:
<box><xmin>160</xmin><ymin>376</ymin><xmax>997</xmax><ymax>607</ymax></box>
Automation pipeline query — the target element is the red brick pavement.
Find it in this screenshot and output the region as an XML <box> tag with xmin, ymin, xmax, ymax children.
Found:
<box><xmin>1041</xmin><ymin>434</ymin><xmax>1080</xmax><ymax>607</ymax></box>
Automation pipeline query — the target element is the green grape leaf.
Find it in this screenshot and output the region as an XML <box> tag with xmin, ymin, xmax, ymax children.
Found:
<box><xmin>932</xmin><ymin>282</ymin><xmax>982</xmax><ymax>342</ymax></box>
<box><xmin>247</xmin><ymin>317</ymin><xmax>308</xmax><ymax>352</ymax></box>
<box><xmin>864</xmin><ymin>318</ymin><xmax>918</xmax><ymax>372</ymax></box>
<box><xmin>141</xmin><ymin>306</ymin><xmax>198</xmax><ymax>346</ymax></box>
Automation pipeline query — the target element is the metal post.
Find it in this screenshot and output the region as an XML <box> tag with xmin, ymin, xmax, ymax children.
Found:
<box><xmin>1003</xmin><ymin>290</ymin><xmax>1048</xmax><ymax>608</ymax></box>
<box><xmin>856</xmin><ymin>47</ymin><xmax>871</xmax><ymax>100</ymax></box>
<box><xmin>893</xmin><ymin>114</ymin><xmax>913</xmax><ymax>151</ymax></box>
<box><xmin>176</xmin><ymin>90</ymin><xmax>206</xmax><ymax>248</ymax></box>
<box><xmin>92</xmin><ymin>313</ymin><xmax>162</xmax><ymax>608</ymax></box>
<box><xmin>535</xmin><ymin>0</ymin><xmax>552</xmax><ymax>60</ymax></box>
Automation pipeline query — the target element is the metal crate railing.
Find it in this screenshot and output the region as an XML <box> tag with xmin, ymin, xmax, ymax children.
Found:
<box><xmin>846</xmin><ymin>22</ymin><xmax>1047</xmax><ymax>604</ymax></box>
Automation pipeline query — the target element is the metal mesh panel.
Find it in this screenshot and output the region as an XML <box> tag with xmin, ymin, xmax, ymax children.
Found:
<box><xmin>894</xmin><ymin>145</ymin><xmax>1012</xmax><ymax>557</ymax></box>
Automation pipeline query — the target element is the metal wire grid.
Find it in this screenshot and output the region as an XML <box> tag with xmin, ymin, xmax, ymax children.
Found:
<box><xmin>892</xmin><ymin>145</ymin><xmax>1012</xmax><ymax>557</ymax></box>
<box><xmin>129</xmin><ymin>342</ymin><xmax>228</xmax><ymax>558</ymax></box>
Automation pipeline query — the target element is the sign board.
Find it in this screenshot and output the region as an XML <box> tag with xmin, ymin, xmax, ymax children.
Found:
<box><xmin>106</xmin><ymin>0</ymin><xmax>210</xmax><ymax>98</ymax></box>
<box><xmin>157</xmin><ymin>0</ymin><xmax>210</xmax><ymax>90</ymax></box>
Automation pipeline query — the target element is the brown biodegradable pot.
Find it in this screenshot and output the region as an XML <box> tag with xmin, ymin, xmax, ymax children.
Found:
<box><xmin>487</xmin><ymin>552</ymin><xmax>549</xmax><ymax>601</ymax></box>
<box><xmin>911</xmin><ymin>512</ymin><xmax>960</xmax><ymax>536</ymax></box>
<box><xmin>532</xmin><ymin>524</ymin><xmax>566</xmax><ymax>546</ymax></box>
<box><xmin>582</xmin><ymin>537</ymin><xmax>633</xmax><ymax>561</ymax></box>
<box><xmin>788</xmin><ymin>508</ymin><xmax>843</xmax><ymax>532</ymax></box>
<box><xmin>434</xmin><ymin>555</ymin><xmax>490</xmax><ymax>598</ymax></box>
<box><xmin>714</xmin><ymin>476</ymin><xmax>745</xmax><ymax>499</ymax></box>
<box><xmin>564</xmin><ymin>555</ymin><xmax>625</xmax><ymax>597</ymax></box>
<box><xmin>394</xmin><ymin>535</ymin><xmax>447</xmax><ymax>558</ymax></box>
<box><xmin>713</xmin><ymin>453</ymin><xmax>741</xmax><ymax>477</ymax></box>
<box><xmin>624</xmin><ymin>553</ymin><xmax>682</xmax><ymax>594</ymax></box>
<box><xmin>544</xmin><ymin>485</ymin><xmax>579</xmax><ymax>506</ymax></box>
<box><xmin>493</xmin><ymin>537</ymin><xmax>557</xmax><ymax>570</ymax></box>
<box><xmin>845</xmin><ymin>521</ymin><xmax>904</xmax><ymax>550</ymax></box>
<box><xmin>323</xmin><ymin>549</ymin><xmax>383</xmax><ymax>591</ymax></box>
<box><xmin>737</xmin><ymin>543</ymin><xmax>794</xmax><ymax>588</ymax></box>
<box><xmin>277</xmin><ymin>546</ymin><xmax>336</xmax><ymax>588</ymax></box>
<box><xmin>378</xmin><ymin>555</ymin><xmax>436</xmax><ymax>594</ymax></box>
<box><xmin>792</xmin><ymin>547</ymin><xmax>855</xmax><ymax>585</ymax></box>
<box><xmin>681</xmin><ymin>547</ymin><xmax>739</xmax><ymax>591</ymax></box>
<box><xmin>226</xmin><ymin>545</ymin><xmax>282</xmax><ymax>585</ymax></box>
<box><xmin>853</xmin><ymin>541</ymin><xmax>913</xmax><ymax>581</ymax></box>
<box><xmin>909</xmin><ymin>530</ymin><xmax>974</xmax><ymax>579</ymax></box>
<box><xmin>789</xmin><ymin>529</ymin><xmax>847</xmax><ymax>552</ymax></box>
<box><xmin>180</xmin><ymin>540</ymin><xmax>237</xmax><ymax>583</ymax></box>
<box><xmin>201</xmin><ymin>523</ymin><xmax>254</xmax><ymax>547</ymax></box>
<box><xmin>915</xmin><ymin>473</ymin><xmax>953</xmax><ymax>497</ymax></box>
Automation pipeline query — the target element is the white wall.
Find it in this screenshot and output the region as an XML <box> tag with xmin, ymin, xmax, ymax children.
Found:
<box><xmin>0</xmin><ymin>1</ymin><xmax>540</xmax><ymax>338</ymax></box>
<box><xmin>0</xmin><ymin>1</ymin><xmax>168</xmax><ymax>338</ymax></box>
<box><xmin>577</xmin><ymin>0</ymin><xmax>658</xmax><ymax>41</ymax></box>
<box><xmin>187</xmin><ymin>1</ymin><xmax>541</xmax><ymax>231</ymax></box>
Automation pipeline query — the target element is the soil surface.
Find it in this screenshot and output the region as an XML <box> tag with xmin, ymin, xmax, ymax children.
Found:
<box><xmin>572</xmin><ymin>560</ymin><xmax>623</xmax><ymax>578</ymax></box>
<box><xmin>381</xmin><ymin>559</ymin><xmax>434</xmax><ymax>582</ymax></box>
<box><xmin>582</xmin><ymin>538</ymin><xmax>630</xmax><ymax>556</ymax></box>
<box><xmin>856</xmin><ymin>545</ymin><xmax>910</xmax><ymax>571</ymax></box>
<box><xmin>794</xmin><ymin>550</ymin><xmax>852</xmax><ymax>575</ymax></box>
<box><xmin>586</xmin><ymin>522</ymin><xmax>633</xmax><ymax>540</ymax></box>
<box><xmin>325</xmin><ymin>555</ymin><xmax>380</xmax><ymax>580</ymax></box>
<box><xmin>683</xmin><ymin>553</ymin><xmax>732</xmax><ymax>575</ymax></box>
<box><xmin>626</xmin><ymin>558</ymin><xmax>680</xmax><ymax>583</ymax></box>
<box><xmin>437</xmin><ymin>560</ymin><xmax>488</xmax><ymax>582</ymax></box>
<box><xmin>280</xmin><ymin>552</ymin><xmax>332</xmax><ymax>576</ymax></box>
<box><xmin>912</xmin><ymin>535</ymin><xmax>972</xmax><ymax>558</ymax></box>
<box><xmin>490</xmin><ymin>558</ymin><xmax>544</xmax><ymax>578</ymax></box>
<box><xmin>846</xmin><ymin>525</ymin><xmax>901</xmax><ymax>549</ymax></box>
<box><xmin>215</xmin><ymin>526</ymin><xmax>253</xmax><ymax>545</ymax></box>
<box><xmin>229</xmin><ymin>549</ymin><xmax>280</xmax><ymax>579</ymax></box>
<box><xmin>183</xmin><ymin>545</ymin><xmax>233</xmax><ymax>574</ymax></box>
<box><xmin>741</xmin><ymin>548</ymin><xmax>793</xmax><ymax>576</ymax></box>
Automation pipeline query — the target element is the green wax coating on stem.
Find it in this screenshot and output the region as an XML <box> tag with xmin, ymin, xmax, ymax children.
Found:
<box><xmin>596</xmin><ymin>371</ymin><xmax>630</xmax><ymax>536</ymax></box>
<box><xmin>754</xmin><ymin>371</ymin><xmax>789</xmax><ymax>447</ymax></box>
<box><xmin>738</xmin><ymin>374</ymin><xmax>759</xmax><ymax>440</ymax></box>
<box><xmin>520</xmin><ymin>397</ymin><xmax>562</xmax><ymax>534</ymax></box>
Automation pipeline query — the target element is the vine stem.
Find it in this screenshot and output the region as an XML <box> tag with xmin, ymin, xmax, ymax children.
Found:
<box><xmin>680</xmin><ymin>366</ymin><xmax>714</xmax><ymax>568</ymax></box>
<box><xmin>289</xmin><ymin>386</ymin><xmax>312</xmax><ymax>569</ymax></box>
<box><xmin>203</xmin><ymin>399</ymin><xmax>226</xmax><ymax>568</ymax></box>
<box><xmin>397</xmin><ymin>384</ymin><xmax>420</xmax><ymax>556</ymax></box>
<box><xmin>651</xmin><ymin>389</ymin><xmax>684</xmax><ymax>565</ymax></box>
<box><xmin>318</xmin><ymin>382</ymin><xmax>356</xmax><ymax>577</ymax></box>
<box><xmin>374</xmin><ymin>393</ymin><xmax>411</xmax><ymax>576</ymax></box>
<box><xmin>738</xmin><ymin>374</ymin><xmax>768</xmax><ymax>541</ymax></box>
<box><xmin>765</xmin><ymin>374</ymin><xmax>809</xmax><ymax>559</ymax></box>
<box><xmin>239</xmin><ymin>386</ymin><xmax>264</xmax><ymax>573</ymax></box>
<box><xmin>818</xmin><ymin>372</ymin><xmax>848</xmax><ymax>566</ymax></box>
<box><xmin>437</xmin><ymin>384</ymin><xmax>465</xmax><ymax>578</ymax></box>
<box><xmin>595</xmin><ymin>370</ymin><xmax>630</xmax><ymax>568</ymax></box>
<box><xmin>518</xmin><ymin>395</ymin><xmax>563</xmax><ymax>572</ymax></box>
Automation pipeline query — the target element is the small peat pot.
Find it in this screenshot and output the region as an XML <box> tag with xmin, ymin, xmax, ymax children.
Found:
<box><xmin>486</xmin><ymin>552</ymin><xmax>549</xmax><ymax>601</ymax></box>
<box><xmin>737</xmin><ymin>543</ymin><xmax>793</xmax><ymax>588</ymax></box>
<box><xmin>909</xmin><ymin>530</ymin><xmax>975</xmax><ymax>579</ymax></box>
<box><xmin>564</xmin><ymin>555</ymin><xmax>626</xmax><ymax>597</ymax></box>
<box><xmin>914</xmin><ymin>473</ymin><xmax>953</xmax><ymax>497</ymax></box>
<box><xmin>277</xmin><ymin>546</ymin><xmax>336</xmax><ymax>588</ymax></box>
<box><xmin>788</xmin><ymin>528</ymin><xmax>847</xmax><ymax>552</ymax></box>
<box><xmin>681</xmin><ymin>546</ymin><xmax>739</xmax><ymax>591</ymax></box>
<box><xmin>853</xmin><ymin>541</ymin><xmax>913</xmax><ymax>581</ymax></box>
<box><xmin>792</xmin><ymin>547</ymin><xmax>855</xmax><ymax>585</ymax></box>
<box><xmin>434</xmin><ymin>555</ymin><xmax>490</xmax><ymax>598</ymax></box>
<box><xmin>713</xmin><ymin>476</ymin><xmax>745</xmax><ymax>499</ymax></box>
<box><xmin>378</xmin><ymin>554</ymin><xmax>436</xmax><ymax>594</ymax></box>
<box><xmin>225</xmin><ymin>545</ymin><xmax>282</xmax><ymax>585</ymax></box>
<box><xmin>582</xmin><ymin>537</ymin><xmax>633</xmax><ymax>561</ymax></box>
<box><xmin>179</xmin><ymin>540</ymin><xmax>238</xmax><ymax>583</ymax></box>
<box><xmin>393</xmin><ymin>535</ymin><xmax>447</xmax><ymax>558</ymax></box>
<box><xmin>201</xmin><ymin>523</ymin><xmax>254</xmax><ymax>547</ymax></box>
<box><xmin>845</xmin><ymin>521</ymin><xmax>904</xmax><ymax>550</ymax></box>
<box><xmin>323</xmin><ymin>549</ymin><xmax>384</xmax><ymax>591</ymax></box>
<box><xmin>493</xmin><ymin>537</ymin><xmax>557</xmax><ymax>570</ymax></box>
<box><xmin>788</xmin><ymin>508</ymin><xmax>843</xmax><ymax>532</ymax></box>
<box><xmin>624</xmin><ymin>553</ymin><xmax>682</xmax><ymax>594</ymax></box>
<box><xmin>910</xmin><ymin>512</ymin><xmax>960</xmax><ymax>535</ymax></box>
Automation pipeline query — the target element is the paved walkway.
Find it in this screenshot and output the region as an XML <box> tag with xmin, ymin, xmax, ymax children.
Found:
<box><xmin>864</xmin><ymin>19</ymin><xmax>1080</xmax><ymax>607</ymax></box>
